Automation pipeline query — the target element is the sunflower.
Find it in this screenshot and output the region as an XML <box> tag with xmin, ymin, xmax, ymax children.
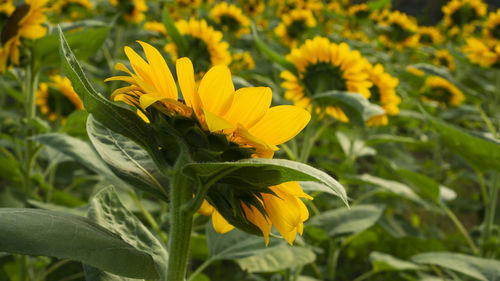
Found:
<box><xmin>378</xmin><ymin>11</ymin><xmax>419</xmax><ymax>50</ymax></box>
<box><xmin>0</xmin><ymin>0</ymin><xmax>15</xmax><ymax>17</ymax></box>
<box><xmin>105</xmin><ymin>42</ymin><xmax>312</xmax><ymax>245</ymax></box>
<box><xmin>418</xmin><ymin>26</ymin><xmax>444</xmax><ymax>45</ymax></box>
<box><xmin>366</xmin><ymin>64</ymin><xmax>401</xmax><ymax>126</ymax></box>
<box><xmin>421</xmin><ymin>76</ymin><xmax>465</xmax><ymax>107</ymax></box>
<box><xmin>109</xmin><ymin>0</ymin><xmax>147</xmax><ymax>23</ymax></box>
<box><xmin>144</xmin><ymin>21</ymin><xmax>166</xmax><ymax>36</ymax></box>
<box><xmin>230</xmin><ymin>51</ymin><xmax>255</xmax><ymax>72</ymax></box>
<box><xmin>240</xmin><ymin>0</ymin><xmax>265</xmax><ymax>17</ymax></box>
<box><xmin>36</xmin><ymin>75</ymin><xmax>84</xmax><ymax>122</ymax></box>
<box><xmin>175</xmin><ymin>0</ymin><xmax>203</xmax><ymax>9</ymax></box>
<box><xmin>49</xmin><ymin>0</ymin><xmax>92</xmax><ymax>20</ymax></box>
<box><xmin>348</xmin><ymin>3</ymin><xmax>370</xmax><ymax>19</ymax></box>
<box><xmin>0</xmin><ymin>0</ymin><xmax>48</xmax><ymax>72</ymax></box>
<box><xmin>442</xmin><ymin>0</ymin><xmax>486</xmax><ymax>30</ymax></box>
<box><xmin>483</xmin><ymin>9</ymin><xmax>500</xmax><ymax>43</ymax></box>
<box><xmin>275</xmin><ymin>0</ymin><xmax>323</xmax><ymax>17</ymax></box>
<box><xmin>280</xmin><ymin>36</ymin><xmax>373</xmax><ymax>122</ymax></box>
<box><xmin>210</xmin><ymin>2</ymin><xmax>250</xmax><ymax>38</ymax></box>
<box><xmin>462</xmin><ymin>37</ymin><xmax>500</xmax><ymax>67</ymax></box>
<box><xmin>274</xmin><ymin>9</ymin><xmax>316</xmax><ymax>47</ymax></box>
<box><xmin>406</xmin><ymin>66</ymin><xmax>426</xmax><ymax>77</ymax></box>
<box><xmin>370</xmin><ymin>6</ymin><xmax>391</xmax><ymax>23</ymax></box>
<box><xmin>433</xmin><ymin>49</ymin><xmax>456</xmax><ymax>71</ymax></box>
<box><xmin>164</xmin><ymin>18</ymin><xmax>231</xmax><ymax>75</ymax></box>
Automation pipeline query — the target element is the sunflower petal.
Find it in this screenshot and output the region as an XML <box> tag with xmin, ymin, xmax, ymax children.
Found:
<box><xmin>198</xmin><ymin>65</ymin><xmax>234</xmax><ymax>116</ymax></box>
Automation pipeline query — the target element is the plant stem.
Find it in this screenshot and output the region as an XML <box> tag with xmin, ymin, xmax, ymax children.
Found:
<box><xmin>166</xmin><ymin>152</ymin><xmax>195</xmax><ymax>281</ymax></box>
<box><xmin>299</xmin><ymin>105</ymin><xmax>318</xmax><ymax>163</ymax></box>
<box><xmin>187</xmin><ymin>258</ymin><xmax>214</xmax><ymax>281</ymax></box>
<box><xmin>327</xmin><ymin>240</ymin><xmax>341</xmax><ymax>280</ymax></box>
<box><xmin>438</xmin><ymin>200</ymin><xmax>479</xmax><ymax>255</ymax></box>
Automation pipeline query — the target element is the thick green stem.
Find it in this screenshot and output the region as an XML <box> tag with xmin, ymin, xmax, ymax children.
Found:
<box><xmin>166</xmin><ymin>153</ymin><xmax>195</xmax><ymax>281</ymax></box>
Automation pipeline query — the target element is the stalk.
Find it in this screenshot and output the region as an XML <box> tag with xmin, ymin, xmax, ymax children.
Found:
<box><xmin>166</xmin><ymin>152</ymin><xmax>195</xmax><ymax>281</ymax></box>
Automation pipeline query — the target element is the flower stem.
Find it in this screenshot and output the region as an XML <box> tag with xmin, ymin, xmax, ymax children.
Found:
<box><xmin>166</xmin><ymin>152</ymin><xmax>195</xmax><ymax>281</ymax></box>
<box><xmin>438</xmin><ymin>200</ymin><xmax>479</xmax><ymax>255</ymax></box>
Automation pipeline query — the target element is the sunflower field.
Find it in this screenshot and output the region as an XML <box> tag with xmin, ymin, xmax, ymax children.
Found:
<box><xmin>1</xmin><ymin>0</ymin><xmax>500</xmax><ymax>280</ymax></box>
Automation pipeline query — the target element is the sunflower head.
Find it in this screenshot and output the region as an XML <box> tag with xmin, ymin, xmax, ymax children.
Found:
<box><xmin>164</xmin><ymin>18</ymin><xmax>231</xmax><ymax>76</ymax></box>
<box><xmin>109</xmin><ymin>0</ymin><xmax>147</xmax><ymax>23</ymax></box>
<box><xmin>348</xmin><ymin>3</ymin><xmax>370</xmax><ymax>19</ymax></box>
<box><xmin>274</xmin><ymin>9</ymin><xmax>316</xmax><ymax>47</ymax></box>
<box><xmin>432</xmin><ymin>49</ymin><xmax>456</xmax><ymax>71</ymax></box>
<box><xmin>418</xmin><ymin>26</ymin><xmax>444</xmax><ymax>45</ymax></box>
<box><xmin>422</xmin><ymin>76</ymin><xmax>465</xmax><ymax>107</ymax></box>
<box><xmin>240</xmin><ymin>0</ymin><xmax>265</xmax><ymax>17</ymax></box>
<box><xmin>462</xmin><ymin>37</ymin><xmax>500</xmax><ymax>67</ymax></box>
<box><xmin>379</xmin><ymin>11</ymin><xmax>418</xmax><ymax>50</ymax></box>
<box><xmin>442</xmin><ymin>0</ymin><xmax>486</xmax><ymax>28</ymax></box>
<box><xmin>210</xmin><ymin>2</ymin><xmax>250</xmax><ymax>38</ymax></box>
<box><xmin>366</xmin><ymin>64</ymin><xmax>401</xmax><ymax>126</ymax></box>
<box><xmin>36</xmin><ymin>75</ymin><xmax>84</xmax><ymax>122</ymax></box>
<box><xmin>483</xmin><ymin>9</ymin><xmax>500</xmax><ymax>43</ymax></box>
<box><xmin>281</xmin><ymin>36</ymin><xmax>373</xmax><ymax>122</ymax></box>
<box><xmin>105</xmin><ymin>41</ymin><xmax>312</xmax><ymax>244</ymax></box>
<box><xmin>50</xmin><ymin>0</ymin><xmax>92</xmax><ymax>20</ymax></box>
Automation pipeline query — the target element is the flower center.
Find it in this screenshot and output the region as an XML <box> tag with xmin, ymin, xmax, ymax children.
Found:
<box><xmin>303</xmin><ymin>63</ymin><xmax>347</xmax><ymax>95</ymax></box>
<box><xmin>450</xmin><ymin>4</ymin><xmax>478</xmax><ymax>26</ymax></box>
<box><xmin>354</xmin><ymin>10</ymin><xmax>370</xmax><ymax>19</ymax></box>
<box><xmin>369</xmin><ymin>85</ymin><xmax>381</xmax><ymax>105</ymax></box>
<box><xmin>425</xmin><ymin>86</ymin><xmax>452</xmax><ymax>105</ymax></box>
<box><xmin>439</xmin><ymin>57</ymin><xmax>449</xmax><ymax>67</ymax></box>
<box><xmin>1</xmin><ymin>4</ymin><xmax>30</xmax><ymax>45</ymax></box>
<box><xmin>183</xmin><ymin>35</ymin><xmax>212</xmax><ymax>73</ymax></box>
<box><xmin>287</xmin><ymin>19</ymin><xmax>307</xmax><ymax>39</ymax></box>
<box><xmin>389</xmin><ymin>22</ymin><xmax>414</xmax><ymax>42</ymax></box>
<box><xmin>420</xmin><ymin>34</ymin><xmax>433</xmax><ymax>44</ymax></box>
<box><xmin>491</xmin><ymin>23</ymin><xmax>500</xmax><ymax>40</ymax></box>
<box><xmin>220</xmin><ymin>14</ymin><xmax>240</xmax><ymax>33</ymax></box>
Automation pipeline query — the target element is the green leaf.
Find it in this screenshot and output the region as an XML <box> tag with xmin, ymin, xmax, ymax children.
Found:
<box><xmin>88</xmin><ymin>186</ymin><xmax>169</xmax><ymax>280</ymax></box>
<box><xmin>411</xmin><ymin>252</ymin><xmax>500</xmax><ymax>281</ymax></box>
<box><xmin>87</xmin><ymin>116</ymin><xmax>170</xmax><ymax>201</ymax></box>
<box><xmin>313</xmin><ymin>91</ymin><xmax>385</xmax><ymax>126</ymax></box>
<box><xmin>299</xmin><ymin>181</ymin><xmax>342</xmax><ymax>197</ymax></box>
<box><xmin>60</xmin><ymin>110</ymin><xmax>89</xmax><ymax>138</ymax></box>
<box><xmin>308</xmin><ymin>204</ymin><xmax>385</xmax><ymax>237</ymax></box>
<box><xmin>83</xmin><ymin>265</ymin><xmax>143</xmax><ymax>281</ymax></box>
<box><xmin>425</xmin><ymin>114</ymin><xmax>500</xmax><ymax>173</ymax></box>
<box><xmin>370</xmin><ymin>252</ymin><xmax>422</xmax><ymax>273</ymax></box>
<box><xmin>235</xmin><ymin>244</ymin><xmax>316</xmax><ymax>273</ymax></box>
<box><xmin>367</xmin><ymin>0</ymin><xmax>391</xmax><ymax>11</ymax></box>
<box><xmin>251</xmin><ymin>23</ymin><xmax>298</xmax><ymax>75</ymax></box>
<box><xmin>35</xmin><ymin>26</ymin><xmax>110</xmax><ymax>68</ymax></box>
<box><xmin>183</xmin><ymin>158</ymin><xmax>348</xmax><ymax>205</ymax></box>
<box><xmin>162</xmin><ymin>5</ymin><xmax>187</xmax><ymax>55</ymax></box>
<box><xmin>0</xmin><ymin>208</ymin><xmax>158</xmax><ymax>279</ymax></box>
<box><xmin>58</xmin><ymin>27</ymin><xmax>162</xmax><ymax>167</ymax></box>
<box><xmin>395</xmin><ymin>169</ymin><xmax>440</xmax><ymax>203</ymax></box>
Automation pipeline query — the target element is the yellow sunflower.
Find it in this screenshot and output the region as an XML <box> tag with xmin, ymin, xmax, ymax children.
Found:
<box><xmin>280</xmin><ymin>36</ymin><xmax>373</xmax><ymax>122</ymax></box>
<box><xmin>483</xmin><ymin>9</ymin><xmax>500</xmax><ymax>44</ymax></box>
<box><xmin>462</xmin><ymin>37</ymin><xmax>500</xmax><ymax>67</ymax></box>
<box><xmin>105</xmin><ymin>42</ymin><xmax>312</xmax><ymax>245</ymax></box>
<box><xmin>240</xmin><ymin>0</ymin><xmax>265</xmax><ymax>17</ymax></box>
<box><xmin>109</xmin><ymin>0</ymin><xmax>147</xmax><ymax>23</ymax></box>
<box><xmin>442</xmin><ymin>0</ymin><xmax>486</xmax><ymax>30</ymax></box>
<box><xmin>406</xmin><ymin>66</ymin><xmax>426</xmax><ymax>77</ymax></box>
<box><xmin>144</xmin><ymin>21</ymin><xmax>166</xmax><ymax>36</ymax></box>
<box><xmin>50</xmin><ymin>0</ymin><xmax>92</xmax><ymax>20</ymax></box>
<box><xmin>210</xmin><ymin>2</ymin><xmax>250</xmax><ymax>38</ymax></box>
<box><xmin>433</xmin><ymin>49</ymin><xmax>456</xmax><ymax>71</ymax></box>
<box><xmin>421</xmin><ymin>76</ymin><xmax>465</xmax><ymax>107</ymax></box>
<box><xmin>175</xmin><ymin>0</ymin><xmax>203</xmax><ymax>9</ymax></box>
<box><xmin>378</xmin><ymin>11</ymin><xmax>419</xmax><ymax>50</ymax></box>
<box><xmin>370</xmin><ymin>6</ymin><xmax>391</xmax><ymax>23</ymax></box>
<box><xmin>366</xmin><ymin>64</ymin><xmax>401</xmax><ymax>126</ymax></box>
<box><xmin>274</xmin><ymin>9</ymin><xmax>317</xmax><ymax>47</ymax></box>
<box><xmin>0</xmin><ymin>0</ymin><xmax>15</xmax><ymax>16</ymax></box>
<box><xmin>348</xmin><ymin>3</ymin><xmax>370</xmax><ymax>19</ymax></box>
<box><xmin>418</xmin><ymin>26</ymin><xmax>444</xmax><ymax>45</ymax></box>
<box><xmin>275</xmin><ymin>0</ymin><xmax>323</xmax><ymax>17</ymax></box>
<box><xmin>36</xmin><ymin>75</ymin><xmax>84</xmax><ymax>122</ymax></box>
<box><xmin>0</xmin><ymin>0</ymin><xmax>48</xmax><ymax>72</ymax></box>
<box><xmin>230</xmin><ymin>51</ymin><xmax>255</xmax><ymax>72</ymax></box>
<box><xmin>164</xmin><ymin>18</ymin><xmax>231</xmax><ymax>75</ymax></box>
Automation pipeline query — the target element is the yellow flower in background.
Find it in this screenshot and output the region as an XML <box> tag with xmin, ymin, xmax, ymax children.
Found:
<box><xmin>144</xmin><ymin>21</ymin><xmax>166</xmax><ymax>36</ymax></box>
<box><xmin>164</xmin><ymin>18</ymin><xmax>231</xmax><ymax>75</ymax></box>
<box><xmin>109</xmin><ymin>0</ymin><xmax>147</xmax><ymax>23</ymax></box>
<box><xmin>422</xmin><ymin>76</ymin><xmax>465</xmax><ymax>107</ymax></box>
<box><xmin>274</xmin><ymin>9</ymin><xmax>316</xmax><ymax>47</ymax></box>
<box><xmin>175</xmin><ymin>0</ymin><xmax>203</xmax><ymax>9</ymax></box>
<box><xmin>210</xmin><ymin>2</ymin><xmax>250</xmax><ymax>38</ymax></box>
<box><xmin>370</xmin><ymin>6</ymin><xmax>391</xmax><ymax>23</ymax></box>
<box><xmin>418</xmin><ymin>26</ymin><xmax>444</xmax><ymax>45</ymax></box>
<box><xmin>50</xmin><ymin>0</ymin><xmax>92</xmax><ymax>20</ymax></box>
<box><xmin>105</xmin><ymin>42</ymin><xmax>312</xmax><ymax>245</ymax></box>
<box><xmin>378</xmin><ymin>11</ymin><xmax>419</xmax><ymax>50</ymax></box>
<box><xmin>275</xmin><ymin>0</ymin><xmax>323</xmax><ymax>17</ymax></box>
<box><xmin>442</xmin><ymin>0</ymin><xmax>486</xmax><ymax>29</ymax></box>
<box><xmin>348</xmin><ymin>3</ymin><xmax>370</xmax><ymax>19</ymax></box>
<box><xmin>483</xmin><ymin>9</ymin><xmax>500</xmax><ymax>44</ymax></box>
<box><xmin>462</xmin><ymin>37</ymin><xmax>500</xmax><ymax>67</ymax></box>
<box><xmin>230</xmin><ymin>51</ymin><xmax>255</xmax><ymax>72</ymax></box>
<box><xmin>0</xmin><ymin>0</ymin><xmax>15</xmax><ymax>16</ymax></box>
<box><xmin>281</xmin><ymin>36</ymin><xmax>372</xmax><ymax>122</ymax></box>
<box><xmin>366</xmin><ymin>64</ymin><xmax>401</xmax><ymax>127</ymax></box>
<box><xmin>36</xmin><ymin>75</ymin><xmax>84</xmax><ymax>122</ymax></box>
<box><xmin>0</xmin><ymin>0</ymin><xmax>48</xmax><ymax>72</ymax></box>
<box><xmin>433</xmin><ymin>49</ymin><xmax>456</xmax><ymax>71</ymax></box>
<box><xmin>406</xmin><ymin>66</ymin><xmax>426</xmax><ymax>77</ymax></box>
<box><xmin>240</xmin><ymin>0</ymin><xmax>265</xmax><ymax>17</ymax></box>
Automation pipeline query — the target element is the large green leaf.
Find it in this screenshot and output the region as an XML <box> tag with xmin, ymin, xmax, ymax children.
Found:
<box><xmin>235</xmin><ymin>244</ymin><xmax>316</xmax><ymax>273</ymax></box>
<box><xmin>58</xmin><ymin>27</ymin><xmax>161</xmax><ymax>167</ymax></box>
<box><xmin>313</xmin><ymin>91</ymin><xmax>385</xmax><ymax>126</ymax></box>
<box><xmin>183</xmin><ymin>158</ymin><xmax>348</xmax><ymax>205</ymax></box>
<box><xmin>425</xmin><ymin>114</ymin><xmax>500</xmax><ymax>173</ymax></box>
<box><xmin>411</xmin><ymin>252</ymin><xmax>500</xmax><ymax>281</ymax></box>
<box><xmin>83</xmin><ymin>266</ymin><xmax>143</xmax><ymax>281</ymax></box>
<box><xmin>34</xmin><ymin>25</ymin><xmax>110</xmax><ymax>68</ymax></box>
<box><xmin>0</xmin><ymin>208</ymin><xmax>158</xmax><ymax>279</ymax></box>
<box><xmin>395</xmin><ymin>169</ymin><xmax>440</xmax><ymax>203</ymax></box>
<box><xmin>87</xmin><ymin>116</ymin><xmax>169</xmax><ymax>201</ymax></box>
<box><xmin>88</xmin><ymin>186</ymin><xmax>169</xmax><ymax>280</ymax></box>
<box><xmin>370</xmin><ymin>252</ymin><xmax>422</xmax><ymax>273</ymax></box>
<box><xmin>307</xmin><ymin>204</ymin><xmax>385</xmax><ymax>237</ymax></box>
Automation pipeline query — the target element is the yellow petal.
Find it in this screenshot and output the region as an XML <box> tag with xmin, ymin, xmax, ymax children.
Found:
<box><xmin>212</xmin><ymin>210</ymin><xmax>235</xmax><ymax>234</ymax></box>
<box><xmin>197</xmin><ymin>200</ymin><xmax>214</xmax><ymax>216</ymax></box>
<box><xmin>242</xmin><ymin>203</ymin><xmax>272</xmax><ymax>246</ymax></box>
<box><xmin>198</xmin><ymin>65</ymin><xmax>234</xmax><ymax>116</ymax></box>
<box><xmin>204</xmin><ymin>109</ymin><xmax>235</xmax><ymax>132</ymax></box>
<box><xmin>176</xmin><ymin>57</ymin><xmax>203</xmax><ymax>118</ymax></box>
<box><xmin>249</xmin><ymin>105</ymin><xmax>311</xmax><ymax>146</ymax></box>
<box><xmin>224</xmin><ymin>87</ymin><xmax>272</xmax><ymax>128</ymax></box>
<box><xmin>139</xmin><ymin>94</ymin><xmax>166</xmax><ymax>109</ymax></box>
